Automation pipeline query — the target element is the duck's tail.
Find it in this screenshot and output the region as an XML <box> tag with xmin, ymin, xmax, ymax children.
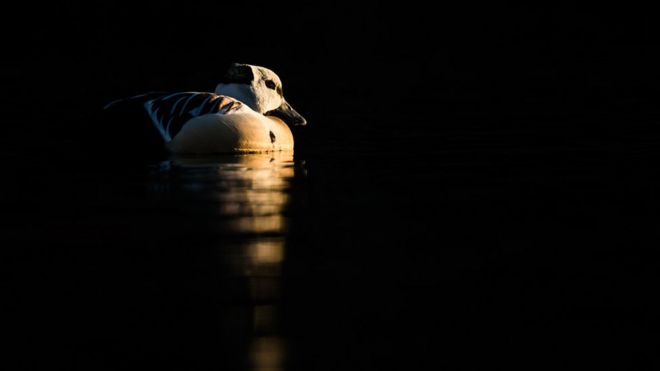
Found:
<box><xmin>102</xmin><ymin>92</ymin><xmax>171</xmax><ymax>110</ymax></box>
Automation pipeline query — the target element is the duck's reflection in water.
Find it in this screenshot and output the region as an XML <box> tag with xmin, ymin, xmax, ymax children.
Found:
<box><xmin>155</xmin><ymin>152</ymin><xmax>294</xmax><ymax>371</ymax></box>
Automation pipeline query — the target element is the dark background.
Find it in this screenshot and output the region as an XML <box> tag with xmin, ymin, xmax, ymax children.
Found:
<box><xmin>3</xmin><ymin>2</ymin><xmax>660</xmax><ymax>370</ymax></box>
<box><xmin>5</xmin><ymin>2</ymin><xmax>660</xmax><ymax>152</ymax></box>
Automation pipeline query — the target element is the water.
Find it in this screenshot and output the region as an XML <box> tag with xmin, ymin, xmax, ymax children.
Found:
<box><xmin>3</xmin><ymin>134</ymin><xmax>659</xmax><ymax>370</ymax></box>
<box><xmin>149</xmin><ymin>154</ymin><xmax>295</xmax><ymax>371</ymax></box>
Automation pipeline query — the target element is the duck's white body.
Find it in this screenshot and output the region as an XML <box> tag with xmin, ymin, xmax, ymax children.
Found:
<box><xmin>113</xmin><ymin>63</ymin><xmax>306</xmax><ymax>154</ymax></box>
<box><xmin>166</xmin><ymin>110</ymin><xmax>293</xmax><ymax>154</ymax></box>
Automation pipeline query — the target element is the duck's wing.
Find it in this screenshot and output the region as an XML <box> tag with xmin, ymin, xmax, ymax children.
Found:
<box><xmin>143</xmin><ymin>92</ymin><xmax>244</xmax><ymax>142</ymax></box>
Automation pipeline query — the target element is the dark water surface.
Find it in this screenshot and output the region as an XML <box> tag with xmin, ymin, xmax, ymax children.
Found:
<box><xmin>3</xmin><ymin>121</ymin><xmax>660</xmax><ymax>370</ymax></box>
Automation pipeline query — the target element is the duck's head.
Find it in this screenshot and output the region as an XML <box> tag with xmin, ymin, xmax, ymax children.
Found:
<box><xmin>215</xmin><ymin>63</ymin><xmax>307</xmax><ymax>126</ymax></box>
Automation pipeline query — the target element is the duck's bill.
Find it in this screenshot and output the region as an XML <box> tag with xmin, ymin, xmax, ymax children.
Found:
<box><xmin>266</xmin><ymin>100</ymin><xmax>307</xmax><ymax>126</ymax></box>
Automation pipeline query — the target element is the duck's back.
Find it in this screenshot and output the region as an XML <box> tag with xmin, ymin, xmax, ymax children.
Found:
<box><xmin>143</xmin><ymin>92</ymin><xmax>293</xmax><ymax>154</ymax></box>
<box><xmin>144</xmin><ymin>92</ymin><xmax>243</xmax><ymax>141</ymax></box>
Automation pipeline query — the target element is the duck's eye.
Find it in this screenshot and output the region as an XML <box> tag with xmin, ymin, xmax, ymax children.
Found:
<box><xmin>265</xmin><ymin>80</ymin><xmax>276</xmax><ymax>90</ymax></box>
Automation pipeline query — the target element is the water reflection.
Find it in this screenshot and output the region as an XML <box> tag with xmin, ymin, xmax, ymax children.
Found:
<box><xmin>153</xmin><ymin>152</ymin><xmax>294</xmax><ymax>371</ymax></box>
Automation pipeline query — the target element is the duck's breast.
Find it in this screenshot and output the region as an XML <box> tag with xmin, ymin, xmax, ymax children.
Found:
<box><xmin>167</xmin><ymin>112</ymin><xmax>293</xmax><ymax>154</ymax></box>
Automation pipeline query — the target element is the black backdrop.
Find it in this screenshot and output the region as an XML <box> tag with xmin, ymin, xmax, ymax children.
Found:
<box><xmin>3</xmin><ymin>3</ymin><xmax>660</xmax><ymax>370</ymax></box>
<box><xmin>4</xmin><ymin>3</ymin><xmax>660</xmax><ymax>154</ymax></box>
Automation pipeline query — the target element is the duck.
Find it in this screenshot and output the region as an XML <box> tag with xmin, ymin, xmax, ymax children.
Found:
<box><xmin>105</xmin><ymin>63</ymin><xmax>307</xmax><ymax>154</ymax></box>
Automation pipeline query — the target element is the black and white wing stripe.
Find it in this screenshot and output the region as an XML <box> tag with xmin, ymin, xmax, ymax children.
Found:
<box><xmin>144</xmin><ymin>92</ymin><xmax>244</xmax><ymax>141</ymax></box>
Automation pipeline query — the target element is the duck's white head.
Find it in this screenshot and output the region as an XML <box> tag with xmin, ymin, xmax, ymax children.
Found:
<box><xmin>215</xmin><ymin>63</ymin><xmax>307</xmax><ymax>126</ymax></box>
